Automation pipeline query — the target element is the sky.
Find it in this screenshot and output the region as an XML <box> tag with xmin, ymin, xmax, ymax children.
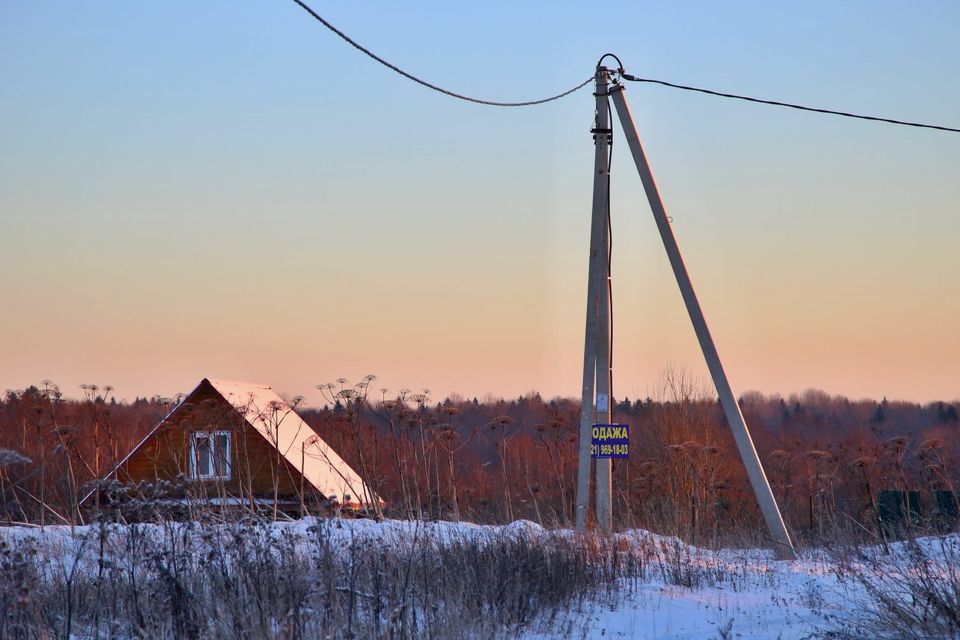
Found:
<box><xmin>1</xmin><ymin>1</ymin><xmax>958</xmax><ymax>406</ymax></box>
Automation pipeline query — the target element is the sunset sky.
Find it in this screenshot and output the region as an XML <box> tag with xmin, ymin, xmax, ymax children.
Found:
<box><xmin>2</xmin><ymin>1</ymin><xmax>958</xmax><ymax>406</ymax></box>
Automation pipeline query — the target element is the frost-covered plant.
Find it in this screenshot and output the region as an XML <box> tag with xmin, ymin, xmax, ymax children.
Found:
<box><xmin>835</xmin><ymin>535</ymin><xmax>960</xmax><ymax>639</ymax></box>
<box><xmin>3</xmin><ymin>519</ymin><xmax>637</xmax><ymax>639</ymax></box>
<box><xmin>0</xmin><ymin>449</ymin><xmax>31</xmax><ymax>467</ymax></box>
<box><xmin>0</xmin><ymin>538</ymin><xmax>42</xmax><ymax>639</ymax></box>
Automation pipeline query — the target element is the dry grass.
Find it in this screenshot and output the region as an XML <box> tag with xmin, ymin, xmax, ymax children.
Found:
<box><xmin>831</xmin><ymin>535</ymin><xmax>960</xmax><ymax>639</ymax></box>
<box><xmin>0</xmin><ymin>518</ymin><xmax>641</xmax><ymax>640</ymax></box>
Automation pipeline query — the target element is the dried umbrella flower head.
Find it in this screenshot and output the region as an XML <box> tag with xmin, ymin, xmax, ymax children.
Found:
<box><xmin>920</xmin><ymin>438</ymin><xmax>945</xmax><ymax>451</ymax></box>
<box><xmin>886</xmin><ymin>436</ymin><xmax>909</xmax><ymax>451</ymax></box>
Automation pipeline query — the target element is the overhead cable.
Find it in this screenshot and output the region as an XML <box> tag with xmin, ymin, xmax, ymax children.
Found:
<box><xmin>287</xmin><ymin>1</ymin><xmax>958</xmax><ymax>132</ymax></box>
<box><xmin>288</xmin><ymin>0</ymin><xmax>593</xmax><ymax>107</ymax></box>
<box><xmin>617</xmin><ymin>73</ymin><xmax>960</xmax><ymax>134</ymax></box>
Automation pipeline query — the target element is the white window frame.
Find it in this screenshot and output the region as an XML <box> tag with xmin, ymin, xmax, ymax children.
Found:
<box><xmin>190</xmin><ymin>430</ymin><xmax>232</xmax><ymax>481</ymax></box>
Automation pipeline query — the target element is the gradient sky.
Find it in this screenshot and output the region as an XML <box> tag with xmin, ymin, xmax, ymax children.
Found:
<box><xmin>2</xmin><ymin>1</ymin><xmax>958</xmax><ymax>406</ymax></box>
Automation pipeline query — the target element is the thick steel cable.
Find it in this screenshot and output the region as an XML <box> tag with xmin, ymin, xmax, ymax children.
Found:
<box><xmin>618</xmin><ymin>73</ymin><xmax>960</xmax><ymax>134</ymax></box>
<box><xmin>289</xmin><ymin>0</ymin><xmax>593</xmax><ymax>107</ymax></box>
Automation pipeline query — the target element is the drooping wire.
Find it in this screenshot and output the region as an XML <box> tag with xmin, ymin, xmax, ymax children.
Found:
<box><xmin>617</xmin><ymin>73</ymin><xmax>960</xmax><ymax>134</ymax></box>
<box><xmin>288</xmin><ymin>0</ymin><xmax>593</xmax><ymax>107</ymax></box>
<box><xmin>281</xmin><ymin>4</ymin><xmax>958</xmax><ymax>130</ymax></box>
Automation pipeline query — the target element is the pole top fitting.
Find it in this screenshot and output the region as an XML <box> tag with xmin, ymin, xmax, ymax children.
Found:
<box><xmin>596</xmin><ymin>53</ymin><xmax>625</xmax><ymax>76</ymax></box>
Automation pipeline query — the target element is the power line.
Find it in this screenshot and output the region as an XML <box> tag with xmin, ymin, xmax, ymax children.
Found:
<box><xmin>617</xmin><ymin>73</ymin><xmax>960</xmax><ymax>134</ymax></box>
<box><xmin>287</xmin><ymin>0</ymin><xmax>958</xmax><ymax>132</ymax></box>
<box><xmin>288</xmin><ymin>0</ymin><xmax>593</xmax><ymax>107</ymax></box>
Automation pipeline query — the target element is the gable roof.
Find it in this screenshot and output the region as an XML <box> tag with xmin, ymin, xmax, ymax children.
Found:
<box><xmin>204</xmin><ymin>379</ymin><xmax>376</xmax><ymax>506</ymax></box>
<box><xmin>86</xmin><ymin>378</ymin><xmax>378</xmax><ymax>507</ymax></box>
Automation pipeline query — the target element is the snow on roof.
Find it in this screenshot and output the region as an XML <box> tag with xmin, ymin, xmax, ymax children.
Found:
<box><xmin>83</xmin><ymin>378</ymin><xmax>379</xmax><ymax>508</ymax></box>
<box><xmin>206</xmin><ymin>379</ymin><xmax>378</xmax><ymax>507</ymax></box>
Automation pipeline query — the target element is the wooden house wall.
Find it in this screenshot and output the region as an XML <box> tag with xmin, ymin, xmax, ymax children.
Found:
<box><xmin>116</xmin><ymin>383</ymin><xmax>307</xmax><ymax>499</ymax></box>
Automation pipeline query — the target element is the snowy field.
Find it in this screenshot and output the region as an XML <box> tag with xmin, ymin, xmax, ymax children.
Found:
<box><xmin>524</xmin><ymin>540</ymin><xmax>843</xmax><ymax>639</ymax></box>
<box><xmin>2</xmin><ymin>518</ymin><xmax>955</xmax><ymax>639</ymax></box>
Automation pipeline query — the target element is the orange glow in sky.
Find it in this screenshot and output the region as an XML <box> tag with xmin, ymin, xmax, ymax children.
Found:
<box><xmin>2</xmin><ymin>2</ymin><xmax>958</xmax><ymax>405</ymax></box>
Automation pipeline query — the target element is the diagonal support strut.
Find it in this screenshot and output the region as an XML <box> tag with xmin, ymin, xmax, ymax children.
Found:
<box><xmin>608</xmin><ymin>82</ymin><xmax>797</xmax><ymax>560</ymax></box>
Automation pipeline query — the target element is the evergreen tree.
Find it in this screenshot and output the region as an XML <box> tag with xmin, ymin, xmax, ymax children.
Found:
<box><xmin>937</xmin><ymin>402</ymin><xmax>959</xmax><ymax>425</ymax></box>
<box><xmin>871</xmin><ymin>403</ymin><xmax>886</xmax><ymax>424</ymax></box>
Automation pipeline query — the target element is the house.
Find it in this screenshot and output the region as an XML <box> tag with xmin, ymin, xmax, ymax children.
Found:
<box><xmin>85</xmin><ymin>378</ymin><xmax>379</xmax><ymax>516</ymax></box>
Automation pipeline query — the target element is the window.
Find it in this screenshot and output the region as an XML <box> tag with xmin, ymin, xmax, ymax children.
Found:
<box><xmin>190</xmin><ymin>431</ymin><xmax>231</xmax><ymax>480</ymax></box>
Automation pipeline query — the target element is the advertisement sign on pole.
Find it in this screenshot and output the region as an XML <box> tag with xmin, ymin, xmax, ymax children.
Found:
<box><xmin>590</xmin><ymin>424</ymin><xmax>629</xmax><ymax>459</ymax></box>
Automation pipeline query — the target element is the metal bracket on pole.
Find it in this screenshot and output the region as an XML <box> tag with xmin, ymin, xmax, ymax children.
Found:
<box><xmin>607</xmin><ymin>82</ymin><xmax>797</xmax><ymax>560</ymax></box>
<box><xmin>575</xmin><ymin>67</ymin><xmax>613</xmax><ymax>532</ymax></box>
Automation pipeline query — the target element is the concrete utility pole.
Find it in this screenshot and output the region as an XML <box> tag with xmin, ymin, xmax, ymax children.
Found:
<box><xmin>608</xmin><ymin>81</ymin><xmax>796</xmax><ymax>560</ymax></box>
<box><xmin>575</xmin><ymin>67</ymin><xmax>613</xmax><ymax>533</ymax></box>
<box><xmin>574</xmin><ymin>64</ymin><xmax>796</xmax><ymax>559</ymax></box>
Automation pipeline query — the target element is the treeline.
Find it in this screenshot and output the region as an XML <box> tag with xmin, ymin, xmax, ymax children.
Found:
<box><xmin>0</xmin><ymin>382</ymin><xmax>167</xmax><ymax>525</ymax></box>
<box><xmin>1</xmin><ymin>376</ymin><xmax>958</xmax><ymax>545</ymax></box>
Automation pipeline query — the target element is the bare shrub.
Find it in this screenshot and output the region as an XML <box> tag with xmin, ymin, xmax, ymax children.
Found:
<box><xmin>834</xmin><ymin>536</ymin><xmax>960</xmax><ymax>639</ymax></box>
<box><xmin>0</xmin><ymin>538</ymin><xmax>43</xmax><ymax>639</ymax></box>
<box><xmin>6</xmin><ymin>519</ymin><xmax>637</xmax><ymax>639</ymax></box>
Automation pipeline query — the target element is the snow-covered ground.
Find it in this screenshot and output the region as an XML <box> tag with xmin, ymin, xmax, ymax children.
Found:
<box><xmin>3</xmin><ymin>518</ymin><xmax>950</xmax><ymax>639</ymax></box>
<box><xmin>529</xmin><ymin>529</ymin><xmax>958</xmax><ymax>639</ymax></box>
<box><xmin>526</xmin><ymin>542</ymin><xmax>844</xmax><ymax>639</ymax></box>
